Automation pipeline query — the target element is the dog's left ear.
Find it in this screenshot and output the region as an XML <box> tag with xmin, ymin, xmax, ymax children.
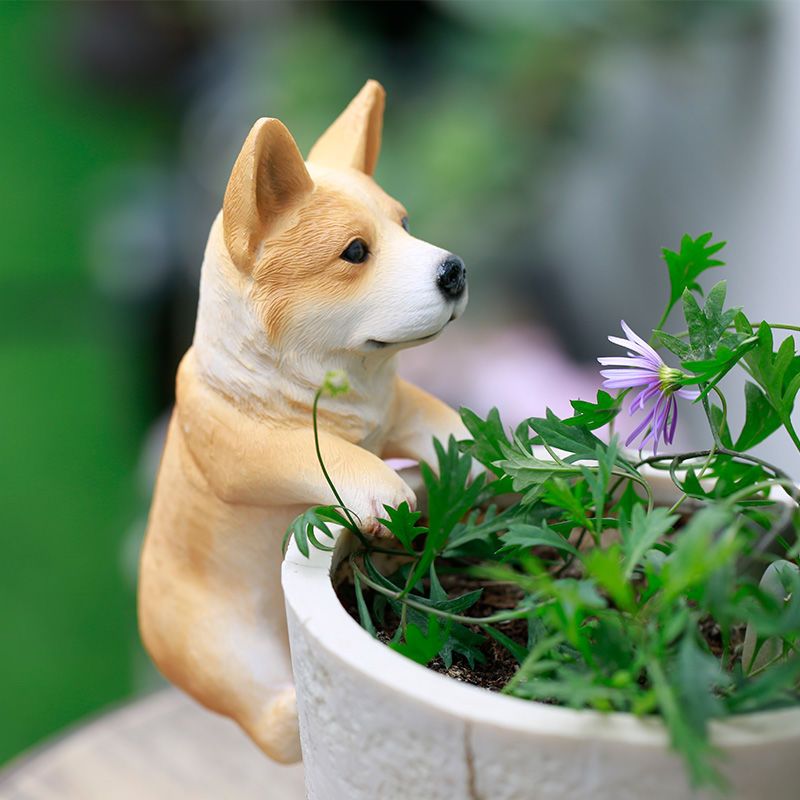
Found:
<box><xmin>308</xmin><ymin>79</ymin><xmax>385</xmax><ymax>176</ymax></box>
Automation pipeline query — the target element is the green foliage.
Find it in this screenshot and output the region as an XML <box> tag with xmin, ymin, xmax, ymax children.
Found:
<box><xmin>389</xmin><ymin>616</ymin><xmax>451</xmax><ymax>665</ymax></box>
<box><xmin>459</xmin><ymin>406</ymin><xmax>511</xmax><ymax>473</ymax></box>
<box><xmin>410</xmin><ymin>436</ymin><xmax>485</xmax><ymax>588</ymax></box>
<box><xmin>499</xmin><ymin>523</ymin><xmax>579</xmax><ymax>557</ymax></box>
<box><xmin>289</xmin><ymin>233</ymin><xmax>800</xmax><ymax>793</ymax></box>
<box><xmin>377</xmin><ymin>502</ymin><xmax>427</xmax><ymax>555</ymax></box>
<box><xmin>662</xmin><ymin>232</ymin><xmax>726</xmax><ymax>320</ymax></box>
<box><xmin>528</xmin><ymin>408</ymin><xmax>611</xmax><ymax>460</ymax></box>
<box><xmin>740</xmin><ymin>320</ymin><xmax>800</xmax><ymax>437</ymax></box>
<box><xmin>734</xmin><ymin>381</ymin><xmax>782</xmax><ymax>451</ymax></box>
<box><xmin>565</xmin><ymin>390</ymin><xmax>622</xmax><ymax>430</ymax></box>
<box><xmin>620</xmin><ymin>506</ymin><xmax>677</xmax><ymax>579</ymax></box>
<box><xmin>283</xmin><ymin>505</ymin><xmax>352</xmax><ymax>557</ymax></box>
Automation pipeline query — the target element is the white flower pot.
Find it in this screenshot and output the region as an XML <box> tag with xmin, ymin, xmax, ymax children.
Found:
<box><xmin>281</xmin><ymin>477</ymin><xmax>800</xmax><ymax>800</ymax></box>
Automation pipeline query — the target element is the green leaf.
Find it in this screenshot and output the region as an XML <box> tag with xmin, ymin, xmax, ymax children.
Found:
<box><xmin>485</xmin><ymin>625</ymin><xmax>529</xmax><ymax>665</ymax></box>
<box><xmin>725</xmin><ymin>654</ymin><xmax>800</xmax><ymax>714</ymax></box>
<box><xmin>353</xmin><ymin>572</ymin><xmax>376</xmax><ymax>637</ymax></box>
<box><xmin>741</xmin><ymin>323</ymin><xmax>800</xmax><ymax>428</ymax></box>
<box><xmin>743</xmin><ymin>562</ymin><xmax>800</xmax><ymax>640</ymax></box>
<box><xmin>622</xmin><ymin>506</ymin><xmax>678</xmax><ymax>579</ymax></box>
<box><xmin>583</xmin><ymin>544</ymin><xmax>634</xmax><ymax>612</ymax></box>
<box><xmin>579</xmin><ymin>438</ymin><xmax>619</xmax><ymax>536</ymax></box>
<box><xmin>438</xmin><ymin>622</ymin><xmax>487</xmax><ymax>669</ymax></box>
<box><xmin>647</xmin><ymin>659</ymin><xmax>724</xmax><ymax>789</ymax></box>
<box><xmin>444</xmin><ymin>504</ymin><xmax>514</xmax><ymax>556</ymax></box>
<box><xmin>498</xmin><ymin>523</ymin><xmax>579</xmax><ymax>556</ymax></box>
<box><xmin>565</xmin><ymin>390</ymin><xmax>621</xmax><ymax>430</ymax></box>
<box><xmin>682</xmin><ymin>338</ymin><xmax>757</xmax><ymax>388</ymax></box>
<box><xmin>702</xmin><ymin>280</ymin><xmax>722</xmax><ymax>319</ymax></box>
<box><xmin>675</xmin><ymin>634</ymin><xmax>729</xmax><ymax>734</ymax></box>
<box><xmin>283</xmin><ymin>505</ymin><xmax>347</xmax><ymax>557</ymax></box>
<box><xmin>541</xmin><ymin>478</ymin><xmax>592</xmax><ymax>530</ymax></box>
<box><xmin>734</xmin><ymin>381</ymin><xmax>782</xmax><ymax>450</ymax></box>
<box><xmin>663</xmin><ymin>232</ymin><xmax>726</xmax><ymax>318</ymax></box>
<box><xmin>681</xmin><ymin>281</ymin><xmax>742</xmax><ymax>362</ymax></box>
<box><xmin>661</xmin><ymin>506</ymin><xmax>740</xmax><ymax>604</ymax></box>
<box><xmin>413</xmin><ymin>589</ymin><xmax>484</xmax><ymax>616</ymax></box>
<box><xmin>428</xmin><ymin>563</ymin><xmax>447</xmax><ymax>603</ymax></box>
<box><xmin>459</xmin><ymin>406</ymin><xmax>511</xmax><ymax>474</ymax></box>
<box><xmin>410</xmin><ymin>437</ymin><xmax>485</xmax><ymax>589</ymax></box>
<box><xmin>377</xmin><ymin>502</ymin><xmax>427</xmax><ymax>555</ymax></box>
<box><xmin>389</xmin><ymin>616</ymin><xmax>451</xmax><ymax>666</ymax></box>
<box><xmin>708</xmin><ymin>404</ymin><xmax>734</xmax><ymax>449</ymax></box>
<box><xmin>497</xmin><ymin>444</ymin><xmax>568</xmax><ymax>503</ymax></box>
<box><xmin>413</xmin><ymin>575</ymin><xmax>488</xmax><ymax>669</ymax></box>
<box><xmin>528</xmin><ymin>409</ymin><xmax>610</xmax><ymax>460</ymax></box>
<box><xmin>653</xmin><ymin>330</ymin><xmax>692</xmax><ymax>360</ymax></box>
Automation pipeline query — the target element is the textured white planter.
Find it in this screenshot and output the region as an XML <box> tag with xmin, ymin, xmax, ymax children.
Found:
<box><xmin>282</xmin><ymin>483</ymin><xmax>800</xmax><ymax>800</ymax></box>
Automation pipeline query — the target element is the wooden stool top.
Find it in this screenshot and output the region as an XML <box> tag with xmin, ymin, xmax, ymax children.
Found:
<box><xmin>0</xmin><ymin>690</ymin><xmax>305</xmax><ymax>799</ymax></box>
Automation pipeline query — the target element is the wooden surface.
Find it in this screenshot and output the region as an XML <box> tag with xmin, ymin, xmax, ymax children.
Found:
<box><xmin>0</xmin><ymin>690</ymin><xmax>305</xmax><ymax>799</ymax></box>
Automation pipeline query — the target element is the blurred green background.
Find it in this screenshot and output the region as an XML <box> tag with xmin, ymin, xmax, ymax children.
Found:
<box><xmin>3</xmin><ymin>0</ymin><xmax>798</xmax><ymax>766</ymax></box>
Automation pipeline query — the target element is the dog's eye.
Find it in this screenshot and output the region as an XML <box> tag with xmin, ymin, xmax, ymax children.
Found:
<box><xmin>401</xmin><ymin>216</ymin><xmax>409</xmax><ymax>232</ymax></box>
<box><xmin>340</xmin><ymin>239</ymin><xmax>369</xmax><ymax>264</ymax></box>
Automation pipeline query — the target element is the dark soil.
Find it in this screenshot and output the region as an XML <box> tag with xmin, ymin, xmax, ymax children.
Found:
<box><xmin>336</xmin><ymin>566</ymin><xmax>528</xmax><ymax>691</ymax></box>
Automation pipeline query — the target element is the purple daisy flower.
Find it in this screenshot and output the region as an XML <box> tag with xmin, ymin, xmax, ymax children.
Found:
<box><xmin>599</xmin><ymin>321</ymin><xmax>699</xmax><ymax>453</ymax></box>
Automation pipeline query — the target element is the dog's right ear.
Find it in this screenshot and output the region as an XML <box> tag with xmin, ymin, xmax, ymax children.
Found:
<box><xmin>223</xmin><ymin>118</ymin><xmax>314</xmax><ymax>272</ymax></box>
<box><xmin>308</xmin><ymin>80</ymin><xmax>385</xmax><ymax>176</ymax></box>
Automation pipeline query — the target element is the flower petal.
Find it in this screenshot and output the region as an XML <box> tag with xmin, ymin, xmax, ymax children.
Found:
<box><xmin>630</xmin><ymin>382</ymin><xmax>662</xmax><ymax>413</ymax></box>
<box><xmin>603</xmin><ymin>378</ymin><xmax>655</xmax><ymax>390</ymax></box>
<box><xmin>600</xmin><ymin>369</ymin><xmax>663</xmax><ymax>381</ymax></box>
<box><xmin>608</xmin><ymin>336</ymin><xmax>661</xmax><ymax>368</ymax></box>
<box><xmin>620</xmin><ymin>321</ymin><xmax>663</xmax><ymax>366</ymax></box>
<box><xmin>597</xmin><ymin>356</ymin><xmax>659</xmax><ymax>370</ymax></box>
<box><xmin>626</xmin><ymin>403</ymin><xmax>657</xmax><ymax>446</ymax></box>
<box><xmin>666</xmin><ymin>395</ymin><xmax>678</xmax><ymax>444</ymax></box>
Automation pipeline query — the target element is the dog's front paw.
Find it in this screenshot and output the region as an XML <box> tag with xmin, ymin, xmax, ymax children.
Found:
<box><xmin>351</xmin><ymin>477</ymin><xmax>417</xmax><ymax>539</ymax></box>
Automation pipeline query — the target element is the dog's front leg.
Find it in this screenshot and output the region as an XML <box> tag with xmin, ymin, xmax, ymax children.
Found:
<box><xmin>383</xmin><ymin>377</ymin><xmax>469</xmax><ymax>466</ymax></box>
<box><xmin>178</xmin><ymin>363</ymin><xmax>418</xmax><ymax>529</ymax></box>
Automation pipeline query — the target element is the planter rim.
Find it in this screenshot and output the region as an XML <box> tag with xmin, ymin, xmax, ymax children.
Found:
<box><xmin>282</xmin><ymin>469</ymin><xmax>800</xmax><ymax>749</ymax></box>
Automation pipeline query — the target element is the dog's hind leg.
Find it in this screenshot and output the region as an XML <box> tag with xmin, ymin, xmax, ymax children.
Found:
<box><xmin>140</xmin><ymin>559</ymin><xmax>302</xmax><ymax>762</ymax></box>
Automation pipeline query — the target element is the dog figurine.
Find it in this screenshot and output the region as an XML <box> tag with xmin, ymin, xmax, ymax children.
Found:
<box><xmin>138</xmin><ymin>80</ymin><xmax>468</xmax><ymax>763</ymax></box>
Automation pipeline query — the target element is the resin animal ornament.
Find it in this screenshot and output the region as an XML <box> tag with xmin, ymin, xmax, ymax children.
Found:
<box><xmin>138</xmin><ymin>80</ymin><xmax>468</xmax><ymax>763</ymax></box>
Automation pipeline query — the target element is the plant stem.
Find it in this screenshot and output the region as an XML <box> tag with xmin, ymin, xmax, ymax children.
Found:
<box><xmin>350</xmin><ymin>554</ymin><xmax>541</xmax><ymax>626</ymax></box>
<box><xmin>312</xmin><ymin>389</ymin><xmax>368</xmax><ymax>546</ymax></box>
<box><xmin>399</xmin><ymin>563</ymin><xmax>417</xmax><ymax>637</ymax></box>
<box><xmin>651</xmin><ymin>306</ymin><xmax>672</xmax><ymax>346</ymax></box>
<box><xmin>667</xmin><ymin>446</ymin><xmax>717</xmax><ymax>515</ymax></box>
<box><xmin>701</xmin><ymin>391</ymin><xmax>725</xmax><ymax>450</ymax></box>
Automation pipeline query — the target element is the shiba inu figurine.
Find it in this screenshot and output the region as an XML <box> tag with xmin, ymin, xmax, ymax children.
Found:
<box><xmin>138</xmin><ymin>80</ymin><xmax>468</xmax><ymax>763</ymax></box>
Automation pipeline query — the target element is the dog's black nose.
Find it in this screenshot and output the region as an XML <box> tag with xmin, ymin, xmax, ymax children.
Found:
<box><xmin>436</xmin><ymin>256</ymin><xmax>466</xmax><ymax>300</ymax></box>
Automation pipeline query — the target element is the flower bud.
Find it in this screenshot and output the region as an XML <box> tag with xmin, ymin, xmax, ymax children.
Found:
<box><xmin>321</xmin><ymin>369</ymin><xmax>350</xmax><ymax>397</ymax></box>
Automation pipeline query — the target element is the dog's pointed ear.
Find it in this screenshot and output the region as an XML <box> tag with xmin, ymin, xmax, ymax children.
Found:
<box><xmin>223</xmin><ymin>118</ymin><xmax>314</xmax><ymax>272</ymax></box>
<box><xmin>308</xmin><ymin>79</ymin><xmax>385</xmax><ymax>176</ymax></box>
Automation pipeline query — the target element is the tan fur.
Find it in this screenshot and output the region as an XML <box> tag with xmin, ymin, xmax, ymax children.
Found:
<box><xmin>138</xmin><ymin>80</ymin><xmax>467</xmax><ymax>763</ymax></box>
<box><xmin>251</xmin><ymin>189</ymin><xmax>379</xmax><ymax>340</ymax></box>
<box><xmin>308</xmin><ymin>79</ymin><xmax>385</xmax><ymax>175</ymax></box>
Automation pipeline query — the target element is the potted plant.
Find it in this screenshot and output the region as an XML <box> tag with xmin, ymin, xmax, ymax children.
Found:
<box><xmin>282</xmin><ymin>233</ymin><xmax>800</xmax><ymax>800</ymax></box>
